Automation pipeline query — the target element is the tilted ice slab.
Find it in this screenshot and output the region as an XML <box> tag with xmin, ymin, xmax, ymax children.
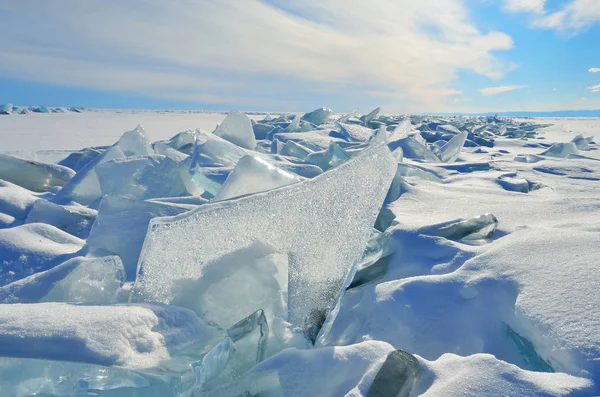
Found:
<box><xmin>338</xmin><ymin>123</ymin><xmax>375</xmax><ymax>142</ymax></box>
<box><xmin>0</xmin><ymin>153</ymin><xmax>75</xmax><ymax>193</ymax></box>
<box><xmin>302</xmin><ymin>107</ymin><xmax>332</xmax><ymax>125</ymax></box>
<box><xmin>0</xmin><ymin>303</ymin><xmax>211</xmax><ymax>369</ymax></box>
<box><xmin>133</xmin><ymin>142</ymin><xmax>396</xmax><ymax>338</ymax></box>
<box><xmin>213</xmin><ymin>155</ymin><xmax>301</xmax><ymax>201</ymax></box>
<box><xmin>434</xmin><ymin>130</ymin><xmax>468</xmax><ymax>163</ymax></box>
<box><xmin>540</xmin><ymin>142</ymin><xmax>579</xmax><ymax>158</ymax></box>
<box><xmin>213</xmin><ymin>110</ymin><xmax>256</xmax><ymax>150</ymax></box>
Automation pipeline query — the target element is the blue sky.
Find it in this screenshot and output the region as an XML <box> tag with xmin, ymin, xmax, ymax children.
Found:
<box><xmin>0</xmin><ymin>0</ymin><xmax>599</xmax><ymax>113</ymax></box>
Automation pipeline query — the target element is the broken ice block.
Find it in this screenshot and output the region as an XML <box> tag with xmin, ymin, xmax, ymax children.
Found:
<box><xmin>42</xmin><ymin>255</ymin><xmax>125</xmax><ymax>303</ymax></box>
<box><xmin>540</xmin><ymin>142</ymin><xmax>579</xmax><ymax>158</ymax></box>
<box><xmin>280</xmin><ymin>140</ymin><xmax>314</xmax><ymax>160</ymax></box>
<box><xmin>388</xmin><ymin>137</ymin><xmax>440</xmax><ymax>163</ymax></box>
<box><xmin>435</xmin><ymin>130</ymin><xmax>468</xmax><ymax>163</ymax></box>
<box><xmin>190</xmin><ymin>129</ymin><xmax>246</xmax><ymax>168</ymax></box>
<box><xmin>58</xmin><ymin>147</ymin><xmax>104</xmax><ymax>172</ymax></box>
<box><xmin>302</xmin><ymin>107</ymin><xmax>332</xmax><ymax>125</ymax></box>
<box><xmin>361</xmin><ymin>107</ymin><xmax>381</xmax><ymax>125</ymax></box>
<box><xmin>96</xmin><ymin>155</ymin><xmax>188</xmax><ymax>200</ymax></box>
<box><xmin>368</xmin><ymin>350</ymin><xmax>420</xmax><ymax>397</ymax></box>
<box><xmin>304</xmin><ymin>142</ymin><xmax>350</xmax><ymax>171</ymax></box>
<box><xmin>118</xmin><ymin>125</ymin><xmax>154</xmax><ymax>156</ymax></box>
<box><xmin>514</xmin><ymin>154</ymin><xmax>545</xmax><ymax>163</ymax></box>
<box><xmin>132</xmin><ymin>142</ymin><xmax>396</xmax><ymax>340</ymax></box>
<box><xmin>213</xmin><ymin>110</ymin><xmax>256</xmax><ymax>149</ymax></box>
<box><xmin>0</xmin><ymin>154</ymin><xmax>75</xmax><ymax>193</ymax></box>
<box><xmin>431</xmin><ymin>214</ymin><xmax>498</xmax><ymax>241</ymax></box>
<box><xmin>0</xmin><ymin>103</ymin><xmax>12</xmax><ymax>115</ymax></box>
<box><xmin>338</xmin><ymin>123</ymin><xmax>375</xmax><ymax>142</ymax></box>
<box><xmin>86</xmin><ymin>196</ymin><xmax>187</xmax><ymax>280</ymax></box>
<box><xmin>213</xmin><ymin>155</ymin><xmax>301</xmax><ymax>201</ymax></box>
<box><xmin>572</xmin><ymin>134</ymin><xmax>590</xmax><ymax>150</ymax></box>
<box><xmin>389</xmin><ymin>119</ymin><xmax>412</xmax><ymax>141</ymax></box>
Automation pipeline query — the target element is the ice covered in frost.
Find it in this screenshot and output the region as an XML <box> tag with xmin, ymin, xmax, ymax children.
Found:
<box><xmin>0</xmin><ymin>153</ymin><xmax>75</xmax><ymax>193</ymax></box>
<box><xmin>0</xmin><ymin>303</ymin><xmax>212</xmax><ymax>369</ymax></box>
<box><xmin>132</xmin><ymin>142</ymin><xmax>396</xmax><ymax>340</ymax></box>
<box><xmin>388</xmin><ymin>119</ymin><xmax>413</xmax><ymax>141</ymax></box>
<box><xmin>213</xmin><ymin>110</ymin><xmax>256</xmax><ymax>150</ymax></box>
<box><xmin>0</xmin><ymin>223</ymin><xmax>83</xmax><ymax>285</ymax></box>
<box><xmin>86</xmin><ymin>196</ymin><xmax>187</xmax><ymax>280</ymax></box>
<box><xmin>338</xmin><ymin>123</ymin><xmax>375</xmax><ymax>142</ymax></box>
<box><xmin>213</xmin><ymin>155</ymin><xmax>301</xmax><ymax>201</ymax></box>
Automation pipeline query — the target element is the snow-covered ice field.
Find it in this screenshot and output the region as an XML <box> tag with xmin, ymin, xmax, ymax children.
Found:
<box><xmin>0</xmin><ymin>109</ymin><xmax>598</xmax><ymax>396</ymax></box>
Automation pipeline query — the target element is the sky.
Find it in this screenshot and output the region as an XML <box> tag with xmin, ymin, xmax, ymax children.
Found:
<box><xmin>0</xmin><ymin>0</ymin><xmax>599</xmax><ymax>113</ymax></box>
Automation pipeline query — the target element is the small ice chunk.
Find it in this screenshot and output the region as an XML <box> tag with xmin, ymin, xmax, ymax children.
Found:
<box><xmin>86</xmin><ymin>196</ymin><xmax>187</xmax><ymax>280</ymax></box>
<box><xmin>132</xmin><ymin>142</ymin><xmax>397</xmax><ymax>340</ymax></box>
<box><xmin>0</xmin><ymin>154</ymin><xmax>75</xmax><ymax>193</ymax></box>
<box><xmin>540</xmin><ymin>142</ymin><xmax>579</xmax><ymax>158</ymax></box>
<box><xmin>369</xmin><ymin>350</ymin><xmax>420</xmax><ymax>397</ymax></box>
<box><xmin>302</xmin><ymin>107</ymin><xmax>332</xmax><ymax>125</ymax></box>
<box><xmin>435</xmin><ymin>130</ymin><xmax>468</xmax><ymax>163</ymax></box>
<box><xmin>304</xmin><ymin>142</ymin><xmax>350</xmax><ymax>171</ymax></box>
<box><xmin>497</xmin><ymin>176</ymin><xmax>530</xmax><ymax>193</ymax></box>
<box><xmin>42</xmin><ymin>255</ymin><xmax>125</xmax><ymax>303</ymax></box>
<box><xmin>213</xmin><ymin>110</ymin><xmax>256</xmax><ymax>149</ymax></box>
<box><xmin>431</xmin><ymin>214</ymin><xmax>498</xmax><ymax>241</ymax></box>
<box><xmin>338</xmin><ymin>123</ymin><xmax>375</xmax><ymax>142</ymax></box>
<box><xmin>280</xmin><ymin>140</ymin><xmax>314</xmax><ymax>160</ymax></box>
<box><xmin>214</xmin><ymin>155</ymin><xmax>301</xmax><ymax>201</ymax></box>
<box><xmin>118</xmin><ymin>125</ymin><xmax>153</xmax><ymax>156</ymax></box>
<box><xmin>0</xmin><ymin>223</ymin><xmax>83</xmax><ymax>285</ymax></box>
<box><xmin>0</xmin><ymin>303</ymin><xmax>212</xmax><ymax>369</ymax></box>
<box><xmin>436</xmin><ymin>124</ymin><xmax>461</xmax><ymax>135</ymax></box>
<box><xmin>514</xmin><ymin>154</ymin><xmax>545</xmax><ymax>163</ymax></box>
<box><xmin>361</xmin><ymin>107</ymin><xmax>381</xmax><ymax>125</ymax></box>
<box><xmin>25</xmin><ymin>200</ymin><xmax>96</xmax><ymax>239</ymax></box>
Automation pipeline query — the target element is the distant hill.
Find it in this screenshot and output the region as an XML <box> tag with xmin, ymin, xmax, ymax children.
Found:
<box><xmin>429</xmin><ymin>110</ymin><xmax>600</xmax><ymax>118</ymax></box>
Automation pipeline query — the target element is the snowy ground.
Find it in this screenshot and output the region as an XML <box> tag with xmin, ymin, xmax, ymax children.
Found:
<box><xmin>0</xmin><ymin>109</ymin><xmax>598</xmax><ymax>396</ymax></box>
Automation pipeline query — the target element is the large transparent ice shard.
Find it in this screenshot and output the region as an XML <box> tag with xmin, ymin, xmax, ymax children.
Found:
<box><xmin>169</xmin><ymin>241</ymin><xmax>288</xmax><ymax>330</ymax></box>
<box><xmin>388</xmin><ymin>137</ymin><xmax>440</xmax><ymax>163</ymax></box>
<box><xmin>132</xmin><ymin>142</ymin><xmax>396</xmax><ymax>339</ymax></box>
<box><xmin>280</xmin><ymin>140</ymin><xmax>314</xmax><ymax>160</ymax></box>
<box><xmin>435</xmin><ymin>130</ymin><xmax>468</xmax><ymax>163</ymax></box>
<box><xmin>52</xmin><ymin>145</ymin><xmax>125</xmax><ymax>205</ymax></box>
<box><xmin>118</xmin><ymin>125</ymin><xmax>154</xmax><ymax>156</ymax></box>
<box><xmin>96</xmin><ymin>155</ymin><xmax>188</xmax><ymax>200</ymax></box>
<box><xmin>213</xmin><ymin>110</ymin><xmax>256</xmax><ymax>150</ymax></box>
<box><xmin>388</xmin><ymin>119</ymin><xmax>412</xmax><ymax>141</ymax></box>
<box><xmin>190</xmin><ymin>129</ymin><xmax>246</xmax><ymax>168</ymax></box>
<box><xmin>304</xmin><ymin>142</ymin><xmax>350</xmax><ymax>171</ymax></box>
<box><xmin>0</xmin><ymin>153</ymin><xmax>75</xmax><ymax>193</ymax></box>
<box><xmin>213</xmin><ymin>155</ymin><xmax>301</xmax><ymax>201</ymax></box>
<box><xmin>540</xmin><ymin>142</ymin><xmax>579</xmax><ymax>158</ymax></box>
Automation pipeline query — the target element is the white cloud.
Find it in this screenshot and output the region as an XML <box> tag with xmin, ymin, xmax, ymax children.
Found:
<box><xmin>502</xmin><ymin>0</ymin><xmax>545</xmax><ymax>14</ymax></box>
<box><xmin>480</xmin><ymin>85</ymin><xmax>527</xmax><ymax>96</ymax></box>
<box><xmin>0</xmin><ymin>0</ymin><xmax>515</xmax><ymax>112</ymax></box>
<box><xmin>589</xmin><ymin>84</ymin><xmax>600</xmax><ymax>93</ymax></box>
<box><xmin>505</xmin><ymin>0</ymin><xmax>600</xmax><ymax>33</ymax></box>
<box><xmin>590</xmin><ymin>68</ymin><xmax>600</xmax><ymax>73</ymax></box>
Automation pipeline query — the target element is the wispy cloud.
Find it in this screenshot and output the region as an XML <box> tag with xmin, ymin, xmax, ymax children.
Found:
<box><xmin>480</xmin><ymin>85</ymin><xmax>526</xmax><ymax>96</ymax></box>
<box><xmin>0</xmin><ymin>0</ymin><xmax>515</xmax><ymax>112</ymax></box>
<box><xmin>590</xmin><ymin>68</ymin><xmax>600</xmax><ymax>73</ymax></box>
<box><xmin>589</xmin><ymin>84</ymin><xmax>600</xmax><ymax>93</ymax></box>
<box><xmin>502</xmin><ymin>0</ymin><xmax>545</xmax><ymax>14</ymax></box>
<box><xmin>502</xmin><ymin>0</ymin><xmax>600</xmax><ymax>33</ymax></box>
